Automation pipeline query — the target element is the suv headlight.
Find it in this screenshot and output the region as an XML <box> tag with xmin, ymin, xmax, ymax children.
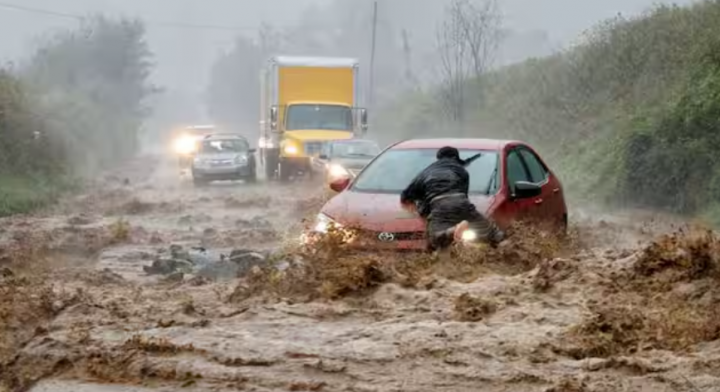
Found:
<box><xmin>235</xmin><ymin>155</ymin><xmax>248</xmax><ymax>165</ymax></box>
<box><xmin>193</xmin><ymin>157</ymin><xmax>206</xmax><ymax>167</ymax></box>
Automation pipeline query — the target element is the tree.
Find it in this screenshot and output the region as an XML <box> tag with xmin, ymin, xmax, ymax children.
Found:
<box><xmin>23</xmin><ymin>16</ymin><xmax>156</xmax><ymax>170</ymax></box>
<box><xmin>435</xmin><ymin>0</ymin><xmax>501</xmax><ymax>122</ymax></box>
<box><xmin>206</xmin><ymin>35</ymin><xmax>265</xmax><ymax>134</ymax></box>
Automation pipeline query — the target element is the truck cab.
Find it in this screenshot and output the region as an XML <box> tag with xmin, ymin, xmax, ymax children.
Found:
<box><xmin>259</xmin><ymin>56</ymin><xmax>368</xmax><ymax>182</ymax></box>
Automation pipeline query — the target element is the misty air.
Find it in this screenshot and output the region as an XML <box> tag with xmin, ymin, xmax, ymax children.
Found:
<box><xmin>0</xmin><ymin>1</ymin><xmax>718</xmax><ymax>391</ymax></box>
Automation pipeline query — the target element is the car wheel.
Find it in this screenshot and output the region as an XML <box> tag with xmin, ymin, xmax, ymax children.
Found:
<box><xmin>557</xmin><ymin>214</ymin><xmax>568</xmax><ymax>237</ymax></box>
<box><xmin>246</xmin><ymin>169</ymin><xmax>257</xmax><ymax>183</ymax></box>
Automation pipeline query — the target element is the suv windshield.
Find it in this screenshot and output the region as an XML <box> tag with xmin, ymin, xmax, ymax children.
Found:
<box><xmin>352</xmin><ymin>148</ymin><xmax>499</xmax><ymax>195</ymax></box>
<box><xmin>332</xmin><ymin>141</ymin><xmax>380</xmax><ymax>158</ymax></box>
<box><xmin>199</xmin><ymin>139</ymin><xmax>248</xmax><ymax>154</ymax></box>
<box><xmin>286</xmin><ymin>104</ymin><xmax>353</xmax><ymax>131</ymax></box>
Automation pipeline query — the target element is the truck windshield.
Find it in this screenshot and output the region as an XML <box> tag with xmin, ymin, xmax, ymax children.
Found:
<box><xmin>285</xmin><ymin>104</ymin><xmax>353</xmax><ymax>131</ymax></box>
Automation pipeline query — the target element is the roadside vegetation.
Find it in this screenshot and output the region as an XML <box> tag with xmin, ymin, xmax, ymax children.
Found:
<box><xmin>377</xmin><ymin>0</ymin><xmax>720</xmax><ymax>224</ymax></box>
<box><xmin>0</xmin><ymin>16</ymin><xmax>155</xmax><ymax>216</ymax></box>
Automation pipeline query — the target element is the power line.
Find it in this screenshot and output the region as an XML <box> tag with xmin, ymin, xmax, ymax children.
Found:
<box><xmin>0</xmin><ymin>1</ymin><xmax>257</xmax><ymax>32</ymax></box>
<box><xmin>0</xmin><ymin>2</ymin><xmax>80</xmax><ymax>19</ymax></box>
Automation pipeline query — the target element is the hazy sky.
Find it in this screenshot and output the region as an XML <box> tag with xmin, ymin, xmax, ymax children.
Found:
<box><xmin>0</xmin><ymin>0</ymin><xmax>696</xmax><ymax>93</ymax></box>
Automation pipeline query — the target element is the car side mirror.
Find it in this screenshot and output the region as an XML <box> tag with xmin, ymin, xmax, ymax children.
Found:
<box><xmin>513</xmin><ymin>181</ymin><xmax>542</xmax><ymax>199</ymax></box>
<box><xmin>329</xmin><ymin>177</ymin><xmax>350</xmax><ymax>193</ymax></box>
<box><xmin>248</xmin><ymin>148</ymin><xmax>256</xmax><ymax>153</ymax></box>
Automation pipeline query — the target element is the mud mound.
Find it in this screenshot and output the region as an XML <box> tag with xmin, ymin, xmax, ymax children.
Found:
<box><xmin>0</xmin><ymin>274</ymin><xmax>82</xmax><ymax>389</ymax></box>
<box><xmin>561</xmin><ymin>228</ymin><xmax>720</xmax><ymax>359</ymax></box>
<box><xmin>231</xmin><ymin>222</ymin><xmax>577</xmax><ymax>303</ymax></box>
<box><xmin>224</xmin><ymin>195</ymin><xmax>272</xmax><ymax>209</ymax></box>
<box><xmin>453</xmin><ymin>293</ymin><xmax>498</xmax><ymax>322</ymax></box>
<box><xmin>634</xmin><ymin>227</ymin><xmax>720</xmax><ymax>283</ymax></box>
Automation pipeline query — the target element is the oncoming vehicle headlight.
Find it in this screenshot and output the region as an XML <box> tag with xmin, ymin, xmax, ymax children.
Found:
<box><xmin>328</xmin><ymin>164</ymin><xmax>349</xmax><ymax>178</ymax></box>
<box><xmin>235</xmin><ymin>155</ymin><xmax>248</xmax><ymax>164</ymax></box>
<box><xmin>461</xmin><ymin>229</ymin><xmax>478</xmax><ymax>242</ymax></box>
<box><xmin>284</xmin><ymin>144</ymin><xmax>299</xmax><ymax>155</ymax></box>
<box><xmin>174</xmin><ymin>136</ymin><xmax>197</xmax><ymax>155</ymax></box>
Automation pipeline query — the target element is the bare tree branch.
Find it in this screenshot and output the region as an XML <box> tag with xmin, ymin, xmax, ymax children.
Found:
<box><xmin>435</xmin><ymin>0</ymin><xmax>501</xmax><ymax>123</ymax></box>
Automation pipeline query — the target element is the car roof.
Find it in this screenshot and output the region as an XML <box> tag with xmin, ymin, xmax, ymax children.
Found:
<box><xmin>392</xmin><ymin>138</ymin><xmax>521</xmax><ymax>151</ymax></box>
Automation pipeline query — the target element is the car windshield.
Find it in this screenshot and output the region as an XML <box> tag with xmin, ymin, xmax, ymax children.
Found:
<box><xmin>199</xmin><ymin>139</ymin><xmax>247</xmax><ymax>154</ymax></box>
<box><xmin>332</xmin><ymin>141</ymin><xmax>380</xmax><ymax>158</ymax></box>
<box><xmin>352</xmin><ymin>148</ymin><xmax>499</xmax><ymax>195</ymax></box>
<box><xmin>286</xmin><ymin>104</ymin><xmax>353</xmax><ymax>131</ymax></box>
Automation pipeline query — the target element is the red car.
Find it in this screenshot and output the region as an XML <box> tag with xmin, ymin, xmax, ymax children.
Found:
<box><xmin>311</xmin><ymin>138</ymin><xmax>567</xmax><ymax>250</ymax></box>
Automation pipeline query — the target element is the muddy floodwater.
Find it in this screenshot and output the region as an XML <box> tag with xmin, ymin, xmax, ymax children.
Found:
<box><xmin>2</xmin><ymin>155</ymin><xmax>720</xmax><ymax>392</ymax></box>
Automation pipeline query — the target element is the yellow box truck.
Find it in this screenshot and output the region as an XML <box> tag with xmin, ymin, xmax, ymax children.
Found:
<box><xmin>258</xmin><ymin>56</ymin><xmax>368</xmax><ymax>182</ymax></box>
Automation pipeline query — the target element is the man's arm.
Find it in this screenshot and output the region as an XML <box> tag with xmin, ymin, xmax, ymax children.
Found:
<box><xmin>401</xmin><ymin>172</ymin><xmax>424</xmax><ymax>205</ymax></box>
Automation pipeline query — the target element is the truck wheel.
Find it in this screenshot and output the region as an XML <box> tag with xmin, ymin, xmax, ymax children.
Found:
<box><xmin>278</xmin><ymin>160</ymin><xmax>292</xmax><ymax>183</ymax></box>
<box><xmin>265</xmin><ymin>154</ymin><xmax>278</xmax><ymax>181</ymax></box>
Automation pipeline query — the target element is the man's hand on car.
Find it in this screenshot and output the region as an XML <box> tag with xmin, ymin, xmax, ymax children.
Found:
<box><xmin>401</xmin><ymin>201</ymin><xmax>417</xmax><ymax>214</ymax></box>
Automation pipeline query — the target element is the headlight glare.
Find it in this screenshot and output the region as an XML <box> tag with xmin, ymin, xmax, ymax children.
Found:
<box><xmin>174</xmin><ymin>136</ymin><xmax>197</xmax><ymax>155</ymax></box>
<box><xmin>461</xmin><ymin>229</ymin><xmax>478</xmax><ymax>242</ymax></box>
<box><xmin>328</xmin><ymin>164</ymin><xmax>349</xmax><ymax>178</ymax></box>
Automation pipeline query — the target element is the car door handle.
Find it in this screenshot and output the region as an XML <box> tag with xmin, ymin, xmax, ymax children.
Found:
<box><xmin>535</xmin><ymin>198</ymin><xmax>544</xmax><ymax>205</ymax></box>
<box><xmin>553</xmin><ymin>188</ymin><xmax>560</xmax><ymax>194</ymax></box>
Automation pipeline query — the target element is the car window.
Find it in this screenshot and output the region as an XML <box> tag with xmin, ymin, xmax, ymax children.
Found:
<box><xmin>519</xmin><ymin>148</ymin><xmax>548</xmax><ymax>183</ymax></box>
<box><xmin>200</xmin><ymin>139</ymin><xmax>247</xmax><ymax>154</ymax></box>
<box><xmin>352</xmin><ymin>148</ymin><xmax>499</xmax><ymax>194</ymax></box>
<box><xmin>321</xmin><ymin>143</ymin><xmax>331</xmax><ymax>158</ymax></box>
<box><xmin>506</xmin><ymin>150</ymin><xmax>530</xmax><ymax>191</ymax></box>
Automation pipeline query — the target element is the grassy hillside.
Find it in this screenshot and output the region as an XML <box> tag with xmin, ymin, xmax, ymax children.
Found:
<box><xmin>377</xmin><ymin>0</ymin><xmax>720</xmax><ymax>223</ymax></box>
<box><xmin>0</xmin><ymin>17</ymin><xmax>154</xmax><ymax>217</ymax></box>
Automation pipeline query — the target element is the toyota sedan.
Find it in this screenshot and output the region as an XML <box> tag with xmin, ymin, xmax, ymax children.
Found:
<box><xmin>308</xmin><ymin>138</ymin><xmax>568</xmax><ymax>250</ymax></box>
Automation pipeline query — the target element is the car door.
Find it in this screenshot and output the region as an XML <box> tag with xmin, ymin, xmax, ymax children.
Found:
<box><xmin>502</xmin><ymin>148</ymin><xmax>544</xmax><ymax>224</ymax></box>
<box><xmin>518</xmin><ymin>147</ymin><xmax>565</xmax><ymax>225</ymax></box>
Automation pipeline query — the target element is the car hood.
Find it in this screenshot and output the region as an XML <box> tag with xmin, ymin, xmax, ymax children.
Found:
<box><xmin>332</xmin><ymin>157</ymin><xmax>373</xmax><ymax>170</ymax></box>
<box><xmin>195</xmin><ymin>152</ymin><xmax>245</xmax><ymax>160</ymax></box>
<box><xmin>321</xmin><ymin>191</ymin><xmax>494</xmax><ymax>233</ymax></box>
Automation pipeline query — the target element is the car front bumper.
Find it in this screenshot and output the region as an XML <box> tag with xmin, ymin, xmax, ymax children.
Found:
<box><xmin>192</xmin><ymin>164</ymin><xmax>253</xmax><ymax>178</ymax></box>
<box><xmin>302</xmin><ymin>228</ymin><xmax>428</xmax><ymax>252</ymax></box>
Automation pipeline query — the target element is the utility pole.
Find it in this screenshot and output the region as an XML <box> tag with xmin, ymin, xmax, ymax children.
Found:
<box><xmin>368</xmin><ymin>1</ymin><xmax>378</xmax><ymax>110</ymax></box>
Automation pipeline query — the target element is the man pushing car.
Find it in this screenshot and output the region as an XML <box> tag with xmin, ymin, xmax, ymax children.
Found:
<box><xmin>400</xmin><ymin>146</ymin><xmax>504</xmax><ymax>252</ymax></box>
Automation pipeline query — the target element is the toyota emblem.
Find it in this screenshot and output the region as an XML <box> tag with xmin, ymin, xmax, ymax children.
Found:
<box><xmin>377</xmin><ymin>232</ymin><xmax>395</xmax><ymax>242</ymax></box>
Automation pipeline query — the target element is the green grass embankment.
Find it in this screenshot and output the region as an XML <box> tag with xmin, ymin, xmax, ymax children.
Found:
<box><xmin>377</xmin><ymin>1</ymin><xmax>720</xmax><ymax>224</ymax></box>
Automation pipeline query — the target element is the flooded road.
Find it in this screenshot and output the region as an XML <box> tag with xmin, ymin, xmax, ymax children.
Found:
<box><xmin>2</xmin><ymin>154</ymin><xmax>720</xmax><ymax>392</ymax></box>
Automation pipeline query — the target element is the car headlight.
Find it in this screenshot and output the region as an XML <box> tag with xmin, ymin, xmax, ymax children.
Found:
<box><xmin>461</xmin><ymin>229</ymin><xmax>478</xmax><ymax>242</ymax></box>
<box><xmin>328</xmin><ymin>164</ymin><xmax>349</xmax><ymax>178</ymax></box>
<box><xmin>284</xmin><ymin>144</ymin><xmax>299</xmax><ymax>155</ymax></box>
<box><xmin>313</xmin><ymin>213</ymin><xmax>340</xmax><ymax>233</ymax></box>
<box><xmin>193</xmin><ymin>157</ymin><xmax>207</xmax><ymax>167</ymax></box>
<box><xmin>235</xmin><ymin>155</ymin><xmax>248</xmax><ymax>164</ymax></box>
<box><xmin>174</xmin><ymin>136</ymin><xmax>197</xmax><ymax>155</ymax></box>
